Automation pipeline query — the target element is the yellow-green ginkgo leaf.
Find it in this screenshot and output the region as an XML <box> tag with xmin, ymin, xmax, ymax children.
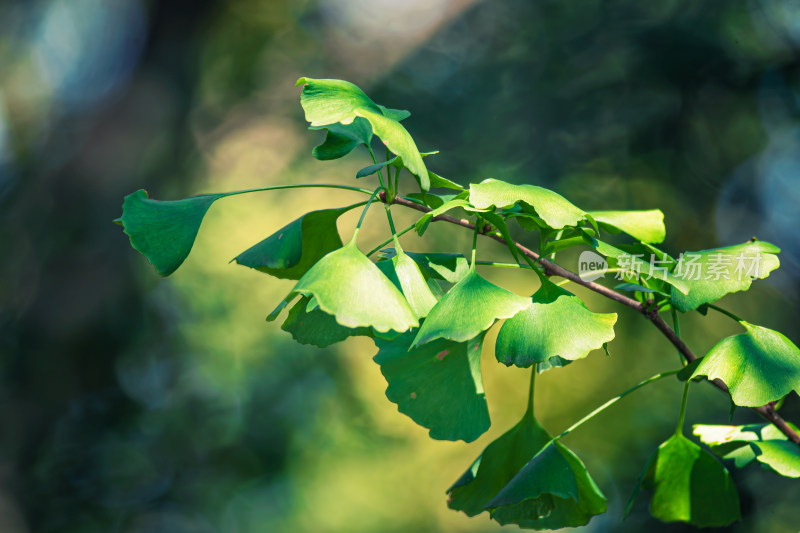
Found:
<box><xmin>411</xmin><ymin>268</ymin><xmax>531</xmax><ymax>347</ymax></box>
<box><xmin>495</xmin><ymin>278</ymin><xmax>617</xmax><ymax>368</ymax></box>
<box><xmin>690</xmin><ymin>322</ymin><xmax>800</xmax><ymax>407</ymax></box>
<box><xmin>588</xmin><ymin>209</ymin><xmax>666</xmax><ymax>244</ymax></box>
<box><xmin>296</xmin><ymin>77</ymin><xmax>429</xmax><ymax>190</ymax></box>
<box><xmin>469</xmin><ymin>178</ymin><xmax>585</xmax><ymax>229</ymax></box>
<box><xmin>376</xmin><ymin>248</ymin><xmax>439</xmax><ymax>319</ymax></box>
<box><xmin>693</xmin><ymin>423</ymin><xmax>800</xmax><ymax>478</ymax></box>
<box><xmin>268</xmin><ymin>239</ymin><xmax>418</xmax><ymax>335</ymax></box>
<box><xmin>671</xmin><ymin>240</ymin><xmax>780</xmax><ymax>312</ymax></box>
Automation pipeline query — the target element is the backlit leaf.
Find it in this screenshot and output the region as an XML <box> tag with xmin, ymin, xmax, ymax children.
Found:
<box><xmin>694</xmin><ymin>423</ymin><xmax>800</xmax><ymax>477</ymax></box>
<box><xmin>626</xmin><ymin>433</ymin><xmax>740</xmax><ymax>527</ymax></box>
<box><xmin>234</xmin><ymin>206</ymin><xmax>356</xmax><ymax>280</ymax></box>
<box><xmin>591</xmin><ymin>238</ymin><xmax>689</xmax><ymax>294</ymax></box>
<box><xmin>495</xmin><ymin>278</ymin><xmax>617</xmax><ymax>368</ymax></box>
<box><xmin>297</xmin><ymin>77</ymin><xmax>429</xmax><ymax>190</ymax></box>
<box><xmin>268</xmin><ymin>239</ymin><xmax>418</xmax><ymax>334</ymax></box>
<box><xmin>690</xmin><ymin>322</ymin><xmax>800</xmax><ymax>406</ymax></box>
<box><xmin>469</xmin><ymin>178</ymin><xmax>585</xmax><ymax>229</ymax></box>
<box><xmin>412</xmin><ymin>268</ymin><xmax>531</xmax><ymax>347</ymax></box>
<box><xmin>589</xmin><ymin>209</ymin><xmax>666</xmax><ymax>244</ymax></box>
<box><xmin>671</xmin><ymin>240</ymin><xmax>780</xmax><ymax>312</ymax></box>
<box><xmin>376</xmin><ymin>248</ymin><xmax>439</xmax><ymax>319</ymax></box>
<box><xmin>374</xmin><ymin>331</ymin><xmax>489</xmax><ymax>442</ymax></box>
<box><xmin>117</xmin><ymin>189</ymin><xmax>226</xmax><ymax>276</ymax></box>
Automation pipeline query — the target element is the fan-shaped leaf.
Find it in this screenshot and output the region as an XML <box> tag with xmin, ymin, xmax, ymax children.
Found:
<box><xmin>412</xmin><ymin>269</ymin><xmax>531</xmax><ymax>347</ymax></box>
<box><xmin>469</xmin><ymin>178</ymin><xmax>585</xmax><ymax>229</ymax></box>
<box><xmin>297</xmin><ymin>77</ymin><xmax>429</xmax><ymax>190</ymax></box>
<box><xmin>690</xmin><ymin>322</ymin><xmax>800</xmax><ymax>407</ymax></box>
<box><xmin>448</xmin><ymin>411</ymin><xmax>606</xmax><ymax>529</ymax></box>
<box><xmin>488</xmin><ymin>441</ymin><xmax>607</xmax><ymax>530</ymax></box>
<box><xmin>694</xmin><ymin>423</ymin><xmax>800</xmax><ymax>477</ymax></box>
<box><xmin>116</xmin><ymin>189</ymin><xmax>227</xmax><ymax>276</ymax></box>
<box><xmin>671</xmin><ymin>240</ymin><xmax>780</xmax><ymax>312</ymax></box>
<box><xmin>375</xmin><ymin>248</ymin><xmax>438</xmax><ymax>319</ymax></box>
<box><xmin>495</xmin><ymin>278</ymin><xmax>617</xmax><ymax>368</ymax></box>
<box><xmin>381</xmin><ymin>250</ymin><xmax>470</xmax><ymax>284</ymax></box>
<box><xmin>234</xmin><ymin>206</ymin><xmax>356</xmax><ymax>280</ymax></box>
<box><xmin>268</xmin><ymin>239</ymin><xmax>418</xmax><ymax>334</ymax></box>
<box><xmin>310</xmin><ymin>118</ymin><xmax>373</xmax><ymax>160</ymax></box>
<box><xmin>625</xmin><ymin>433</ymin><xmax>740</xmax><ymax>527</ymax></box>
<box><xmin>373</xmin><ymin>331</ymin><xmax>489</xmax><ymax>442</ymax></box>
<box><xmin>589</xmin><ymin>209</ymin><xmax>666</xmax><ymax>244</ymax></box>
<box><xmin>592</xmin><ymin>238</ymin><xmax>689</xmax><ymax>294</ymax></box>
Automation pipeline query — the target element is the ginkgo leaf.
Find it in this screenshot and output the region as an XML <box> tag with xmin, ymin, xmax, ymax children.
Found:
<box><xmin>296</xmin><ymin>77</ymin><xmax>429</xmax><ymax>190</ymax></box>
<box><xmin>690</xmin><ymin>322</ymin><xmax>800</xmax><ymax>406</ymax></box>
<box><xmin>412</xmin><ymin>268</ymin><xmax>531</xmax><ymax>347</ymax></box>
<box><xmin>414</xmin><ymin>198</ymin><xmax>473</xmax><ymax>236</ymax></box>
<box><xmin>448</xmin><ymin>414</ymin><xmax>550</xmax><ymax>516</ymax></box>
<box><xmin>268</xmin><ymin>239</ymin><xmax>418</xmax><ymax>334</ymax></box>
<box><xmin>671</xmin><ymin>240</ymin><xmax>780</xmax><ymax>312</ymax></box>
<box><xmin>234</xmin><ymin>206</ymin><xmax>357</xmax><ymax>280</ymax></box>
<box><xmin>591</xmin><ymin>238</ymin><xmax>689</xmax><ymax>294</ymax></box>
<box><xmin>281</xmin><ymin>296</ymin><xmax>373</xmax><ymax>348</ymax></box>
<box><xmin>589</xmin><ymin>209</ymin><xmax>666</xmax><ymax>244</ymax></box>
<box><xmin>376</xmin><ymin>248</ymin><xmax>438</xmax><ymax>319</ymax></box>
<box><xmin>310</xmin><ymin>118</ymin><xmax>373</xmax><ymax>160</ymax></box>
<box><xmin>117</xmin><ymin>189</ymin><xmax>227</xmax><ymax>276</ymax></box>
<box><xmin>693</xmin><ymin>423</ymin><xmax>800</xmax><ymax>477</ymax></box>
<box><xmin>373</xmin><ymin>331</ymin><xmax>489</xmax><ymax>442</ymax></box>
<box><xmin>495</xmin><ymin>278</ymin><xmax>617</xmax><ymax>368</ymax></box>
<box><xmin>487</xmin><ymin>441</ymin><xmax>607</xmax><ymax>530</ymax></box>
<box><xmin>429</xmin><ymin>171</ymin><xmax>465</xmax><ymax>191</ymax></box>
<box><xmin>469</xmin><ymin>178</ymin><xmax>585</xmax><ymax>229</ymax></box>
<box><xmin>625</xmin><ymin>433</ymin><xmax>740</xmax><ymax>527</ymax></box>
<box><xmin>381</xmin><ymin>250</ymin><xmax>470</xmax><ymax>284</ymax></box>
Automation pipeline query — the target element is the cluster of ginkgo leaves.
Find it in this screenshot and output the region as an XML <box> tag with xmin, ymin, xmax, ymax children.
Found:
<box><xmin>116</xmin><ymin>78</ymin><xmax>800</xmax><ymax>530</ymax></box>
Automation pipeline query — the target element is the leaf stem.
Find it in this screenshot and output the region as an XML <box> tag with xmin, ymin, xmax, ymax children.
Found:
<box><xmin>705</xmin><ymin>303</ymin><xmax>745</xmax><ymax>324</ymax></box>
<box><xmin>367</xmin><ymin>146</ymin><xmax>386</xmax><ymax>190</ymax></box>
<box><xmin>223</xmin><ymin>183</ymin><xmax>375</xmax><ymax>197</ymax></box>
<box><xmin>671</xmin><ymin>306</ymin><xmax>686</xmax><ymax>366</ymax></box>
<box><xmin>471</xmin><ymin>218</ymin><xmax>480</xmax><ymax>268</ymax></box>
<box><xmin>352</xmin><ymin>188</ymin><xmax>384</xmax><ymax>240</ymax></box>
<box><xmin>675</xmin><ymin>381</ymin><xmax>691</xmax><ymax>436</ymax></box>
<box><xmin>527</xmin><ymin>369</ymin><xmax>536</xmax><ymax>418</ymax></box>
<box><xmin>366</xmin><ymin>222</ymin><xmax>417</xmax><ymax>256</ymax></box>
<box><xmin>554</xmin><ymin>369</ymin><xmax>681</xmax><ymax>441</ymax></box>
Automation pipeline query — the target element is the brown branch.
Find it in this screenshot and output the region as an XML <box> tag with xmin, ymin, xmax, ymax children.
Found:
<box><xmin>385</xmin><ymin>193</ymin><xmax>800</xmax><ymax>445</ymax></box>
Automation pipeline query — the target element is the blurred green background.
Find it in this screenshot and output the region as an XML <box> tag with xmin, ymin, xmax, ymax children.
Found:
<box><xmin>1</xmin><ymin>0</ymin><xmax>800</xmax><ymax>531</ymax></box>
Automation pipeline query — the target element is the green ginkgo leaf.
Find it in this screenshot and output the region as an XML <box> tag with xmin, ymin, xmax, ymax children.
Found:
<box><xmin>591</xmin><ymin>238</ymin><xmax>689</xmax><ymax>294</ymax></box>
<box><xmin>625</xmin><ymin>433</ymin><xmax>740</xmax><ymax>527</ymax></box>
<box><xmin>281</xmin><ymin>296</ymin><xmax>373</xmax><ymax>348</ymax></box>
<box><xmin>693</xmin><ymin>423</ymin><xmax>800</xmax><ymax>477</ymax></box>
<box><xmin>469</xmin><ymin>178</ymin><xmax>585</xmax><ymax>229</ymax></box>
<box><xmin>448</xmin><ymin>415</ymin><xmax>551</xmax><ymax>517</ymax></box>
<box><xmin>373</xmin><ymin>331</ymin><xmax>489</xmax><ymax>442</ymax></box>
<box><xmin>671</xmin><ymin>240</ymin><xmax>780</xmax><ymax>312</ymax></box>
<box><xmin>235</xmin><ymin>206</ymin><xmax>357</xmax><ymax>280</ymax></box>
<box><xmin>487</xmin><ymin>441</ymin><xmax>608</xmax><ymax>530</ymax></box>
<box><xmin>296</xmin><ymin>77</ymin><xmax>429</xmax><ymax>190</ymax></box>
<box><xmin>448</xmin><ymin>411</ymin><xmax>606</xmax><ymax>530</ymax></box>
<box><xmin>310</xmin><ymin>117</ymin><xmax>373</xmax><ymax>160</ymax></box>
<box><xmin>411</xmin><ymin>268</ymin><xmax>531</xmax><ymax>347</ymax></box>
<box><xmin>690</xmin><ymin>322</ymin><xmax>800</xmax><ymax>407</ymax></box>
<box><xmin>116</xmin><ymin>189</ymin><xmax>227</xmax><ymax>276</ymax></box>
<box><xmin>495</xmin><ymin>278</ymin><xmax>617</xmax><ymax>368</ymax></box>
<box><xmin>268</xmin><ymin>239</ymin><xmax>418</xmax><ymax>334</ymax></box>
<box><xmin>589</xmin><ymin>209</ymin><xmax>666</xmax><ymax>244</ymax></box>
<box><xmin>376</xmin><ymin>248</ymin><xmax>438</xmax><ymax>319</ymax></box>
<box><xmin>381</xmin><ymin>250</ymin><xmax>470</xmax><ymax>284</ymax></box>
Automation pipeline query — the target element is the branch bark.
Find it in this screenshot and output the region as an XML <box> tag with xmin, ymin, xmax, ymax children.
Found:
<box><xmin>384</xmin><ymin>193</ymin><xmax>800</xmax><ymax>445</ymax></box>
